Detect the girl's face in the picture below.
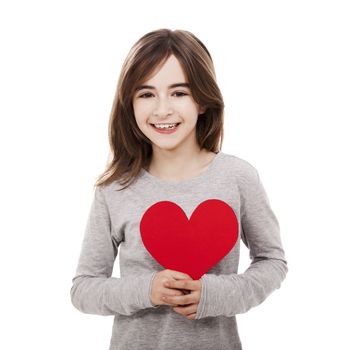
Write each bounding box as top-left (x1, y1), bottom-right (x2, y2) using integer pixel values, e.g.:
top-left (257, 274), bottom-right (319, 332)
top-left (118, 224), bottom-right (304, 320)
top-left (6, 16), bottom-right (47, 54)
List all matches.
top-left (132, 54), bottom-right (205, 154)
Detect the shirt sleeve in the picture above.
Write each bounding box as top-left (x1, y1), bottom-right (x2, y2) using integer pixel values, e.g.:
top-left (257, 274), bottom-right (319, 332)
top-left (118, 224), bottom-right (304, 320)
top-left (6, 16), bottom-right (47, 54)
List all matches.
top-left (70, 185), bottom-right (158, 316)
top-left (195, 166), bottom-right (288, 319)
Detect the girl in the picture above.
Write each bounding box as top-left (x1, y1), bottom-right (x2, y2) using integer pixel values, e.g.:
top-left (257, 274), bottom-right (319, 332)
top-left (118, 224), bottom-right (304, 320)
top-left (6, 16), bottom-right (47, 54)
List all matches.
top-left (70, 28), bottom-right (288, 350)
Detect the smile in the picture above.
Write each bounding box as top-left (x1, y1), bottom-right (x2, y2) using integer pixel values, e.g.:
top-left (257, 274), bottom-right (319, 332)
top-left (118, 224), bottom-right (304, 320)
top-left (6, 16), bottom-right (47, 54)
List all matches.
top-left (150, 123), bottom-right (181, 134)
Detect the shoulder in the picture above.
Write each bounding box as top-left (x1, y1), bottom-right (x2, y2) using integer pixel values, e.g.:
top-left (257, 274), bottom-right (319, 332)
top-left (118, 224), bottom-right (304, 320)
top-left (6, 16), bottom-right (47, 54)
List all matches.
top-left (218, 152), bottom-right (266, 204)
top-left (219, 151), bottom-right (260, 184)
top-left (94, 180), bottom-right (127, 205)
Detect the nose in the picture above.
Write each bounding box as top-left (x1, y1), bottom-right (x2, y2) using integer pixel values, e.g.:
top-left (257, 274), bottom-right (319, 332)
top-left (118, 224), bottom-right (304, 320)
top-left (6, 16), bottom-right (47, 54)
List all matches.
top-left (152, 96), bottom-right (173, 118)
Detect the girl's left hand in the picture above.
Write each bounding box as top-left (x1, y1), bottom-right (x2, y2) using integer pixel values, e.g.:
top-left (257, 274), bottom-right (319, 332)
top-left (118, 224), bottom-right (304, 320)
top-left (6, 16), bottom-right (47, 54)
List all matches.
top-left (162, 279), bottom-right (202, 320)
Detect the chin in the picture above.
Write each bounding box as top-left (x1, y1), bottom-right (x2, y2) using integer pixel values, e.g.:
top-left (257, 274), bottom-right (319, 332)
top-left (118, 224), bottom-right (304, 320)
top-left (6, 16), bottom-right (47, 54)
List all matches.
top-left (151, 143), bottom-right (182, 152)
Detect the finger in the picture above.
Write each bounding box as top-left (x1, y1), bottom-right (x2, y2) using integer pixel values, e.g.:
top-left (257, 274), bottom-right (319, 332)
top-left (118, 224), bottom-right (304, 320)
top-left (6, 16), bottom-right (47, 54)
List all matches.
top-left (186, 313), bottom-right (197, 320)
top-left (165, 279), bottom-right (200, 291)
top-left (164, 289), bottom-right (184, 297)
top-left (168, 270), bottom-right (193, 280)
top-left (162, 293), bottom-right (194, 306)
top-left (166, 290), bottom-right (201, 305)
top-left (172, 303), bottom-right (197, 316)
top-left (162, 283), bottom-right (188, 296)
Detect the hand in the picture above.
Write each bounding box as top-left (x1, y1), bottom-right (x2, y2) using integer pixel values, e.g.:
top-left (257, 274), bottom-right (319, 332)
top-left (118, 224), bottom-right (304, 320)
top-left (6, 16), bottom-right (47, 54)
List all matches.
top-left (162, 279), bottom-right (202, 320)
top-left (150, 269), bottom-right (193, 307)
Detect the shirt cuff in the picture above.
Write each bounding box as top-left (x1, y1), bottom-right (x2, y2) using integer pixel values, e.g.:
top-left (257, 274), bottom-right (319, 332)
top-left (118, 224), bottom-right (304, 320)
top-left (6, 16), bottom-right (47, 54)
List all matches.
top-left (147, 271), bottom-right (160, 308)
top-left (196, 273), bottom-right (234, 319)
top-left (195, 274), bottom-right (208, 319)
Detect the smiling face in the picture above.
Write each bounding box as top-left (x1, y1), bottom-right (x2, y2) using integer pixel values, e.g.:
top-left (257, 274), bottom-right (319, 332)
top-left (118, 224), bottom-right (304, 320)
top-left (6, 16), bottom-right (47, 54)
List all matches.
top-left (132, 54), bottom-right (205, 155)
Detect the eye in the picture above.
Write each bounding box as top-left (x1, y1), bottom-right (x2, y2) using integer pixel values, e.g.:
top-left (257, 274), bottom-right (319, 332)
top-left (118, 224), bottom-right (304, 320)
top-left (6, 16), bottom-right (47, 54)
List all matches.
top-left (173, 91), bottom-right (188, 97)
top-left (139, 92), bottom-right (153, 98)
top-left (137, 91), bottom-right (189, 98)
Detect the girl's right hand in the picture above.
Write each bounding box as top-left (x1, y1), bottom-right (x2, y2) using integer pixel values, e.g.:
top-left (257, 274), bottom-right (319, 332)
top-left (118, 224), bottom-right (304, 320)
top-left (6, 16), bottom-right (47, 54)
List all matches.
top-left (150, 269), bottom-right (193, 307)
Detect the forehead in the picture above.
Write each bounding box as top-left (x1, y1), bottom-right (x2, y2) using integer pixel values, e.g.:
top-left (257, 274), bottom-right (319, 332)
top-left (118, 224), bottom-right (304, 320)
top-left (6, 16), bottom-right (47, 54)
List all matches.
top-left (142, 54), bottom-right (187, 85)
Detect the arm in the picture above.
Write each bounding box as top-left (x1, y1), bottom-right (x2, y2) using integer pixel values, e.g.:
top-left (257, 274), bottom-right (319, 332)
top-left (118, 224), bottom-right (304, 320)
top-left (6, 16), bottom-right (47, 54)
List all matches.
top-left (70, 186), bottom-right (157, 316)
top-left (196, 166), bottom-right (288, 319)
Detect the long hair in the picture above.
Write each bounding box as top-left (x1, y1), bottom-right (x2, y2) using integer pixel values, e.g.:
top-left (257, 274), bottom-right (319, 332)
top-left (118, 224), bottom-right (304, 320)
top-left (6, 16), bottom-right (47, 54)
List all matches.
top-left (94, 28), bottom-right (225, 191)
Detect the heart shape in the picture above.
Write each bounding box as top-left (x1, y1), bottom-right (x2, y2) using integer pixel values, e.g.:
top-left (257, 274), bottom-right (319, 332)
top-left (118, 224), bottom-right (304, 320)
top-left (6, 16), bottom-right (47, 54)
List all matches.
top-left (140, 199), bottom-right (238, 280)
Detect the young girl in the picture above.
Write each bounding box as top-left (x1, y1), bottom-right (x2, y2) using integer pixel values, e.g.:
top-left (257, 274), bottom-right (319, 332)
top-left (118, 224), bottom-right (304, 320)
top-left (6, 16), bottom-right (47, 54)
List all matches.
top-left (70, 28), bottom-right (288, 350)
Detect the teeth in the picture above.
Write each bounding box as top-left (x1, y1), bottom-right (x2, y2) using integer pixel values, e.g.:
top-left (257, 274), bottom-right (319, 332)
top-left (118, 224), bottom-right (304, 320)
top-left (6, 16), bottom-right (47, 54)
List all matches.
top-left (153, 123), bottom-right (178, 129)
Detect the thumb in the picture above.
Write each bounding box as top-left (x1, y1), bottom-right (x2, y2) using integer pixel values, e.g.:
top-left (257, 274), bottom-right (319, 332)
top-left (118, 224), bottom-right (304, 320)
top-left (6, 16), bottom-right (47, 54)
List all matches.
top-left (168, 269), bottom-right (193, 280)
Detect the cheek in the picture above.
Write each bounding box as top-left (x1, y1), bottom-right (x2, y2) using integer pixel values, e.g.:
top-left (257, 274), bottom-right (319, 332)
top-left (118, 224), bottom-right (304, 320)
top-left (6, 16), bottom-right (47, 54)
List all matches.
top-left (132, 106), bottom-right (144, 127)
top-left (134, 115), bottom-right (147, 132)
top-left (133, 103), bottom-right (144, 120)
top-left (133, 101), bottom-right (153, 118)
top-left (177, 100), bottom-right (200, 114)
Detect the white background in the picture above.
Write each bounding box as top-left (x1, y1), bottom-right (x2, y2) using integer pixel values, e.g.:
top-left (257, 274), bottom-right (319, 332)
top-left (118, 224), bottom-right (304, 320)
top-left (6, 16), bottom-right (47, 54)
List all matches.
top-left (1, 0), bottom-right (349, 349)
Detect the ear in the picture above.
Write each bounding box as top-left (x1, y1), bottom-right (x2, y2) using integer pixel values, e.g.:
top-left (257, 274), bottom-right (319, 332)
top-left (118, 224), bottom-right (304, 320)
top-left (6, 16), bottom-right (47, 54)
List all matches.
top-left (199, 106), bottom-right (207, 115)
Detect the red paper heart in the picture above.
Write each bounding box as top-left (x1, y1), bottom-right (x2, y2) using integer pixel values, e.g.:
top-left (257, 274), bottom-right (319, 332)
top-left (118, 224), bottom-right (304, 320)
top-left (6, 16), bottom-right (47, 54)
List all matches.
top-left (140, 199), bottom-right (238, 280)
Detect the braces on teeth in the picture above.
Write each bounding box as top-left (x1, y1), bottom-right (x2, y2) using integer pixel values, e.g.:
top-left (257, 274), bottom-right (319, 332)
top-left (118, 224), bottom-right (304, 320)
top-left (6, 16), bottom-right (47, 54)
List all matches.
top-left (153, 123), bottom-right (178, 129)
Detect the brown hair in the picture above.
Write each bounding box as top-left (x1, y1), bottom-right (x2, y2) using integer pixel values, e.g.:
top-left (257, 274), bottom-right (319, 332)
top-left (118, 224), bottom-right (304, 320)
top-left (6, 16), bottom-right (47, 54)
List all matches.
top-left (94, 28), bottom-right (225, 191)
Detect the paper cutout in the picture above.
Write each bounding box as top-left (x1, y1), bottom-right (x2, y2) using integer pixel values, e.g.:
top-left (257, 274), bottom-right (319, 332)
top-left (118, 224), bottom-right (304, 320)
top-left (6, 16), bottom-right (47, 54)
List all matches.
top-left (140, 199), bottom-right (238, 280)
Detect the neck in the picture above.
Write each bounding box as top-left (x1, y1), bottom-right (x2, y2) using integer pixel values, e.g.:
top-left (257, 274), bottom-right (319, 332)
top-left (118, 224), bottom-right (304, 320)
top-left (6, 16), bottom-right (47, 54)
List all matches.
top-left (147, 147), bottom-right (214, 182)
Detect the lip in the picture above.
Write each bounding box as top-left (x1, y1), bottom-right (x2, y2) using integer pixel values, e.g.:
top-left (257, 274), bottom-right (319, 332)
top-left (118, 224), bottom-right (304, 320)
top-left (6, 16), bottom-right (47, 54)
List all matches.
top-left (150, 123), bottom-right (181, 134)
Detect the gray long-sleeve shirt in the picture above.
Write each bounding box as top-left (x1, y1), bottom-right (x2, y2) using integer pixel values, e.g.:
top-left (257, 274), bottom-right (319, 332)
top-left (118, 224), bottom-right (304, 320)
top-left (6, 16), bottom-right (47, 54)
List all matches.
top-left (70, 151), bottom-right (288, 350)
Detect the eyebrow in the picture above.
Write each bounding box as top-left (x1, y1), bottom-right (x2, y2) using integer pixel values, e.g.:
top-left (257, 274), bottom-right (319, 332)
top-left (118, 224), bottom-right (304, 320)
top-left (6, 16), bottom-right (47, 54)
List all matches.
top-left (135, 83), bottom-right (190, 92)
